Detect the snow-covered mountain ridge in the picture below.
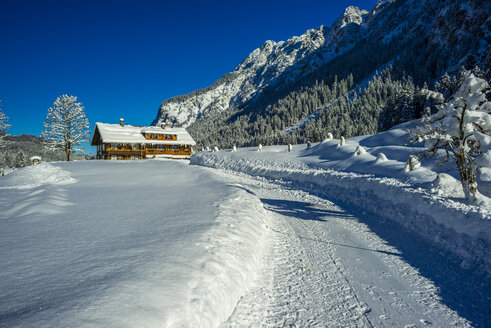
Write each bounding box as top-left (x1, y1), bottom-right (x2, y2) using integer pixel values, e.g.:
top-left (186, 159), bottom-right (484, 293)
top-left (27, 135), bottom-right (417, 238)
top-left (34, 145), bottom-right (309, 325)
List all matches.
top-left (152, 5), bottom-right (372, 127)
top-left (152, 0), bottom-right (489, 137)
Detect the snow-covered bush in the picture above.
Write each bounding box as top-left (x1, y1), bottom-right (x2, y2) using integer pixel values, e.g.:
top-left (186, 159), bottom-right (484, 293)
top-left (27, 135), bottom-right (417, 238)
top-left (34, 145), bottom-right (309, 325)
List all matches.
top-left (258, 144), bottom-right (262, 152)
top-left (410, 72), bottom-right (491, 202)
top-left (327, 133), bottom-right (333, 140)
top-left (213, 146), bottom-right (219, 152)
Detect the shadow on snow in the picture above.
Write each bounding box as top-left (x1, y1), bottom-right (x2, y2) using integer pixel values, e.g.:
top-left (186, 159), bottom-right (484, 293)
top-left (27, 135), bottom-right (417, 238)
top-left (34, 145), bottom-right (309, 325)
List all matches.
top-left (260, 198), bottom-right (402, 257)
top-left (261, 196), bottom-right (490, 328)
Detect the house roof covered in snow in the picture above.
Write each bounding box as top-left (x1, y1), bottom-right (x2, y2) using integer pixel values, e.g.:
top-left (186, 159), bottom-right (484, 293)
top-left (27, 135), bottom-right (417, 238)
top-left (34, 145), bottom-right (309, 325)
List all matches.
top-left (91, 123), bottom-right (196, 146)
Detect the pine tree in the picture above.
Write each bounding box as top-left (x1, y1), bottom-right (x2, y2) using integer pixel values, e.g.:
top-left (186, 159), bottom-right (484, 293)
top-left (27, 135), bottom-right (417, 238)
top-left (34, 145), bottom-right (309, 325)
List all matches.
top-left (4, 153), bottom-right (14, 168)
top-left (14, 150), bottom-right (28, 168)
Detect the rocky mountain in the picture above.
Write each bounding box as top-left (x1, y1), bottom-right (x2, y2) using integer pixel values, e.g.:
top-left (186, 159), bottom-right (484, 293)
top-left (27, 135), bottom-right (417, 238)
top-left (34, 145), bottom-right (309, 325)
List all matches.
top-left (152, 4), bottom-right (377, 128)
top-left (152, 0), bottom-right (490, 148)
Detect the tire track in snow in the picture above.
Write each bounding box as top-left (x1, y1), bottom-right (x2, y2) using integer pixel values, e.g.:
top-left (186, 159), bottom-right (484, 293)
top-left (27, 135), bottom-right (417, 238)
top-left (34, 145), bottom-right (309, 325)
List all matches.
top-left (212, 168), bottom-right (470, 328)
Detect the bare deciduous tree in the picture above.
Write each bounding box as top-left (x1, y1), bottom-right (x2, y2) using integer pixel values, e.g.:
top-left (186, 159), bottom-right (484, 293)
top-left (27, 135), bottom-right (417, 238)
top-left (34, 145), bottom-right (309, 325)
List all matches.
top-left (42, 95), bottom-right (90, 161)
top-left (0, 100), bottom-right (11, 134)
top-left (410, 72), bottom-right (491, 203)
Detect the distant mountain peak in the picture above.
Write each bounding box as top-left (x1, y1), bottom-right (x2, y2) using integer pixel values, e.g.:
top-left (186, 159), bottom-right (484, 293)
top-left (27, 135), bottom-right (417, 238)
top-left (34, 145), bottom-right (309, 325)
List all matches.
top-left (333, 6), bottom-right (368, 30)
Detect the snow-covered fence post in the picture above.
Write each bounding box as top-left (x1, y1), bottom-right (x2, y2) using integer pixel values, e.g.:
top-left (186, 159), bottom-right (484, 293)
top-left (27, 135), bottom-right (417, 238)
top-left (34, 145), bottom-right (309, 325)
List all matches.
top-left (232, 145), bottom-right (237, 152)
top-left (258, 144), bottom-right (262, 152)
top-left (355, 146), bottom-right (366, 156)
top-left (406, 155), bottom-right (420, 171)
top-left (339, 136), bottom-right (345, 146)
top-left (213, 146), bottom-right (219, 152)
top-left (288, 144), bottom-right (293, 152)
top-left (327, 133), bottom-right (333, 140)
top-left (307, 141), bottom-right (312, 149)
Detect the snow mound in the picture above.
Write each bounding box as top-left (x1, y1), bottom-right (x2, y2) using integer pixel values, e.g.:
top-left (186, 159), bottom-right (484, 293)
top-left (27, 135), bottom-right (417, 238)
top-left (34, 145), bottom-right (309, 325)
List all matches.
top-left (429, 173), bottom-right (464, 198)
top-left (0, 163), bottom-right (77, 189)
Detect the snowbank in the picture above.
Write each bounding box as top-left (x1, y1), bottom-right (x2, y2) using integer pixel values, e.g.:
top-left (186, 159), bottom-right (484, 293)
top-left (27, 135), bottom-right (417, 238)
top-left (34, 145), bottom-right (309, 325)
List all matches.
top-left (163, 182), bottom-right (272, 327)
top-left (0, 162), bottom-right (77, 189)
top-left (191, 128), bottom-right (491, 275)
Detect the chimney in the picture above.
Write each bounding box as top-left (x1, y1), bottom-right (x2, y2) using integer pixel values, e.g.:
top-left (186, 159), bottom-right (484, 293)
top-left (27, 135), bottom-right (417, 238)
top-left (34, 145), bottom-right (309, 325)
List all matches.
top-left (161, 122), bottom-right (165, 129)
top-left (120, 118), bottom-right (124, 127)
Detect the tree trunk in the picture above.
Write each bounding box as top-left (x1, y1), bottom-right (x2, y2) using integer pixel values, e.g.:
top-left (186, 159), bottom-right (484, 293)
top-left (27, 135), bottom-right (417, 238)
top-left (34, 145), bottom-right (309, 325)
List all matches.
top-left (456, 103), bottom-right (479, 203)
top-left (457, 155), bottom-right (478, 203)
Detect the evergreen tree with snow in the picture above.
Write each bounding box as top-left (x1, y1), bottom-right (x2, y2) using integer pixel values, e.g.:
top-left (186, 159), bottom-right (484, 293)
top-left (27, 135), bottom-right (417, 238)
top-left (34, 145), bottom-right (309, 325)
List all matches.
top-left (4, 153), bottom-right (14, 168)
top-left (411, 72), bottom-right (491, 203)
top-left (14, 150), bottom-right (28, 168)
top-left (42, 95), bottom-right (90, 161)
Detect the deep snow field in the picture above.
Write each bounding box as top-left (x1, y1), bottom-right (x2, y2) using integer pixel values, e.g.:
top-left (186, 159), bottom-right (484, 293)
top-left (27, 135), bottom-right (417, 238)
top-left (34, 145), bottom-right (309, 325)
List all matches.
top-left (0, 160), bottom-right (271, 327)
top-left (0, 124), bottom-right (490, 328)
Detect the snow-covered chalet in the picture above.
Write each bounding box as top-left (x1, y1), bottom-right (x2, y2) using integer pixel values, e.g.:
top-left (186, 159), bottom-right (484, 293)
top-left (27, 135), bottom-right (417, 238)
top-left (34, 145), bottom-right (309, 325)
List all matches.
top-left (91, 119), bottom-right (196, 160)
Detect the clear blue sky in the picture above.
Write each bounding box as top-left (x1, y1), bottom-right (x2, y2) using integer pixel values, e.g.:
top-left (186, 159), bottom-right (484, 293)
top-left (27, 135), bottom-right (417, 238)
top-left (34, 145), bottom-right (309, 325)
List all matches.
top-left (0, 0), bottom-right (378, 152)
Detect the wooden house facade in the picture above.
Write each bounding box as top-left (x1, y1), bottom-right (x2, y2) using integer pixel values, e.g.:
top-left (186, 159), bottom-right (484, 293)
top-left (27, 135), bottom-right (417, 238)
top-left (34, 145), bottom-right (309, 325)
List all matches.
top-left (91, 119), bottom-right (196, 160)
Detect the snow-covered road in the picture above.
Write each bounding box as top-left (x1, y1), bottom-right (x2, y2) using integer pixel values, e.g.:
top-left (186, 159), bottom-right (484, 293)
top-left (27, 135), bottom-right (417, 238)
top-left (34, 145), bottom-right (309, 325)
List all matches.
top-left (210, 169), bottom-right (481, 327)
